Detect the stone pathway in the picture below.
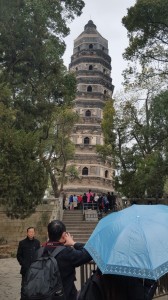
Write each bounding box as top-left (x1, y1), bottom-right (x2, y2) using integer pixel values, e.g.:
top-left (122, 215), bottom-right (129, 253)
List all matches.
top-left (0, 257), bottom-right (80, 300)
top-left (0, 258), bottom-right (21, 300)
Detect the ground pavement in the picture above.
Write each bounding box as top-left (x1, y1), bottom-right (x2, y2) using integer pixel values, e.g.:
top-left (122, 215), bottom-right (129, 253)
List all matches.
top-left (0, 258), bottom-right (80, 300)
top-left (0, 258), bottom-right (168, 300)
top-left (0, 258), bottom-right (21, 300)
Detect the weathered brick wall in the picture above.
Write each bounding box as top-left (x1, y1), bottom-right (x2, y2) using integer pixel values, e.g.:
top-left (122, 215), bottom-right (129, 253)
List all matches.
top-left (0, 198), bottom-right (64, 257)
top-left (0, 205), bottom-right (52, 245)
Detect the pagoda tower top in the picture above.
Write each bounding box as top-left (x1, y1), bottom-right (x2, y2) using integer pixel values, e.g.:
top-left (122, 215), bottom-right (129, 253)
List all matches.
top-left (74, 20), bottom-right (108, 50)
top-left (84, 20), bottom-right (97, 31)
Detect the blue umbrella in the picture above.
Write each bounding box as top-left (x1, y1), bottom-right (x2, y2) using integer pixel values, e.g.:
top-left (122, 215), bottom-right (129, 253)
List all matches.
top-left (85, 204), bottom-right (168, 280)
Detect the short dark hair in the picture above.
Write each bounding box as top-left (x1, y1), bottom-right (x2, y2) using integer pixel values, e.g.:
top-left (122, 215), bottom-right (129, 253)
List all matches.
top-left (48, 220), bottom-right (66, 241)
top-left (27, 227), bottom-right (35, 232)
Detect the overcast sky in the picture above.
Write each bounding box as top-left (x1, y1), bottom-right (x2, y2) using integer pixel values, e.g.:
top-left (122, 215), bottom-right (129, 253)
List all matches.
top-left (63, 0), bottom-right (136, 93)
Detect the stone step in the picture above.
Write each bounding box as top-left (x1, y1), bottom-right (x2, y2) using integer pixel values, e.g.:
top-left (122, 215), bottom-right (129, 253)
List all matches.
top-left (66, 224), bottom-right (97, 229)
top-left (74, 238), bottom-right (89, 243)
top-left (63, 217), bottom-right (84, 221)
top-left (65, 226), bottom-right (97, 231)
top-left (63, 210), bottom-right (83, 214)
top-left (64, 221), bottom-right (84, 225)
top-left (66, 225), bottom-right (96, 232)
top-left (62, 209), bottom-right (98, 244)
top-left (63, 220), bottom-right (93, 225)
top-left (64, 220), bottom-right (98, 224)
top-left (73, 232), bottom-right (92, 237)
top-left (67, 231), bottom-right (95, 237)
top-left (63, 212), bottom-right (83, 215)
top-left (63, 219), bottom-right (96, 223)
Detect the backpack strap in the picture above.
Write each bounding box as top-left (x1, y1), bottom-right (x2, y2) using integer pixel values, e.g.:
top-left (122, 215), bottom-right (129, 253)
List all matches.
top-left (36, 245), bottom-right (65, 260)
top-left (36, 246), bottom-right (45, 259)
top-left (50, 246), bottom-right (66, 258)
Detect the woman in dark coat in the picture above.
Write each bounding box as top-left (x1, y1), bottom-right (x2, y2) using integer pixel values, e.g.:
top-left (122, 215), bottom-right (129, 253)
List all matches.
top-left (102, 274), bottom-right (157, 300)
top-left (79, 270), bottom-right (157, 300)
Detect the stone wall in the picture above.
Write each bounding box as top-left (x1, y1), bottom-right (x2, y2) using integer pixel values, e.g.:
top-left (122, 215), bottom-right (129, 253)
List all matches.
top-left (0, 198), bottom-right (62, 245)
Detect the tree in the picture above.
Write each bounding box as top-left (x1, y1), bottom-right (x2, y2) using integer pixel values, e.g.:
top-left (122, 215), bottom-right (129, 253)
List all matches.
top-left (122, 0), bottom-right (168, 85)
top-left (0, 0), bottom-right (81, 128)
top-left (0, 0), bottom-right (84, 217)
top-left (111, 0), bottom-right (168, 197)
top-left (0, 100), bottom-right (48, 218)
top-left (39, 108), bottom-right (79, 197)
top-left (113, 89), bottom-right (168, 198)
top-left (96, 99), bottom-right (115, 161)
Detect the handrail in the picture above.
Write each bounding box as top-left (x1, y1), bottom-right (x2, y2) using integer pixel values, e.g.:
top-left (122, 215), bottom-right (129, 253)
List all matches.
top-left (155, 275), bottom-right (168, 297)
top-left (82, 202), bottom-right (98, 215)
top-left (80, 262), bottom-right (168, 298)
top-left (122, 198), bottom-right (168, 207)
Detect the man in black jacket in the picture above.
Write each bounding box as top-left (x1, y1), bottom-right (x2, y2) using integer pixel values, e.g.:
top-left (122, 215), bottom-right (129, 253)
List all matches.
top-left (45, 220), bottom-right (92, 300)
top-left (17, 227), bottom-right (40, 298)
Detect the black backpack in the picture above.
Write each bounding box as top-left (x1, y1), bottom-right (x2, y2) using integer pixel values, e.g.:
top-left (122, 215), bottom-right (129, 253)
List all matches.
top-left (22, 246), bottom-right (65, 300)
top-left (78, 270), bottom-right (105, 300)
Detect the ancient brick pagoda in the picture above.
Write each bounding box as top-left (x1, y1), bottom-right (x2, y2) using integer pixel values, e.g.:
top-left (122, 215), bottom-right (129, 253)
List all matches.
top-left (64, 20), bottom-right (115, 195)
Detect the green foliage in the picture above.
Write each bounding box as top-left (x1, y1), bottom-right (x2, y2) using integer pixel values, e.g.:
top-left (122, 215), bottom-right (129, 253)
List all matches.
top-left (116, 151), bottom-right (165, 198)
top-left (104, 88), bottom-right (168, 198)
top-left (96, 99), bottom-right (115, 162)
top-left (163, 177), bottom-right (168, 196)
top-left (39, 108), bottom-right (79, 197)
top-left (66, 165), bottom-right (79, 181)
top-left (0, 128), bottom-right (48, 218)
top-left (101, 99), bottom-right (116, 145)
top-left (122, 0), bottom-right (168, 84)
top-left (0, 0), bottom-right (84, 217)
top-left (96, 144), bottom-right (113, 161)
top-left (113, 0), bottom-right (168, 196)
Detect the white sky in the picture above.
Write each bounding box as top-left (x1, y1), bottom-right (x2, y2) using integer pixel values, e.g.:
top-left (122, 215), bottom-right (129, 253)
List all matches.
top-left (63, 0), bottom-right (136, 93)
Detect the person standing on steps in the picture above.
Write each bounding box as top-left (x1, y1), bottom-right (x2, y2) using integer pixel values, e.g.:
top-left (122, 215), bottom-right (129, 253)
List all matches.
top-left (86, 189), bottom-right (93, 209)
top-left (82, 193), bottom-right (87, 210)
top-left (17, 227), bottom-right (40, 299)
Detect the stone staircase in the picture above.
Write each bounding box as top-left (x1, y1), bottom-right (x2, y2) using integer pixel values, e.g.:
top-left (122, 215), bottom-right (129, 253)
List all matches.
top-left (62, 210), bottom-right (98, 243)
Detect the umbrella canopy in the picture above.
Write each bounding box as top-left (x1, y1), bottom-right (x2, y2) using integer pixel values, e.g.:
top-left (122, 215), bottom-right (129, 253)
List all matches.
top-left (85, 204), bottom-right (168, 280)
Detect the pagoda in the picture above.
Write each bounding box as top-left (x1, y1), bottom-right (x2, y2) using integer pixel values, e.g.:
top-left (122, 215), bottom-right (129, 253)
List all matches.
top-left (64, 20), bottom-right (114, 195)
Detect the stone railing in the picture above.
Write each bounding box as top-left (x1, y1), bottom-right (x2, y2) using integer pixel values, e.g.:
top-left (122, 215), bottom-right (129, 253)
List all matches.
top-left (122, 198), bottom-right (168, 208)
top-left (49, 197), bottom-right (64, 222)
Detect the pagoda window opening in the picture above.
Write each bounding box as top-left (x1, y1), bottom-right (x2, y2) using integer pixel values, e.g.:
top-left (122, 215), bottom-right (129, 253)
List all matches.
top-left (89, 65), bottom-right (93, 70)
top-left (87, 85), bottom-right (92, 92)
top-left (84, 137), bottom-right (90, 145)
top-left (78, 46), bottom-right (80, 51)
top-left (82, 167), bottom-right (88, 175)
top-left (104, 90), bottom-right (107, 95)
top-left (105, 170), bottom-right (108, 178)
top-left (85, 110), bottom-right (91, 117)
top-left (76, 67), bottom-right (78, 71)
top-left (89, 44), bottom-right (93, 49)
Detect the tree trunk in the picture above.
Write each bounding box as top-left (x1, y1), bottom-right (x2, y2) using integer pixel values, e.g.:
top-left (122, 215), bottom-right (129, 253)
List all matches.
top-left (49, 169), bottom-right (59, 198)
